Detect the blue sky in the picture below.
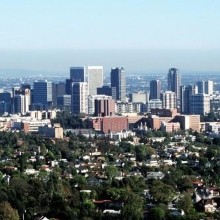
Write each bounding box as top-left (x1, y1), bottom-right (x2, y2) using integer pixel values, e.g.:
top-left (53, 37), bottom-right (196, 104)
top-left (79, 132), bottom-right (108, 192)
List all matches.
top-left (0, 0), bottom-right (220, 73)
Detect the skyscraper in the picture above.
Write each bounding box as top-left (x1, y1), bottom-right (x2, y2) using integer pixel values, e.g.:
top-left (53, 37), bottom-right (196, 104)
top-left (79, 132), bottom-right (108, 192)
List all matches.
top-left (66, 67), bottom-right (86, 95)
top-left (71, 82), bottom-right (88, 114)
top-left (190, 94), bottom-right (210, 115)
top-left (197, 80), bottom-right (214, 95)
top-left (161, 91), bottom-right (176, 109)
top-left (205, 80), bottom-right (214, 95)
top-left (111, 67), bottom-right (126, 102)
top-left (70, 67), bottom-right (85, 82)
top-left (88, 66), bottom-right (103, 95)
top-left (0, 91), bottom-right (11, 114)
top-left (197, 81), bottom-right (205, 94)
top-left (150, 80), bottom-right (161, 100)
top-left (52, 82), bottom-right (66, 106)
top-left (33, 80), bottom-right (52, 109)
top-left (180, 85), bottom-right (197, 114)
top-left (13, 89), bottom-right (31, 115)
top-left (167, 68), bottom-right (181, 101)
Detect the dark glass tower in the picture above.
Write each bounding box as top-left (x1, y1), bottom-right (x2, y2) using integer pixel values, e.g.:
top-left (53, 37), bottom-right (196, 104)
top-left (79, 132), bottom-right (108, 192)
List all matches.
top-left (167, 68), bottom-right (181, 101)
top-left (110, 67), bottom-right (126, 102)
top-left (150, 80), bottom-right (161, 100)
top-left (70, 67), bottom-right (85, 82)
top-left (33, 80), bottom-right (52, 110)
top-left (180, 85), bottom-right (197, 114)
top-left (66, 67), bottom-right (85, 95)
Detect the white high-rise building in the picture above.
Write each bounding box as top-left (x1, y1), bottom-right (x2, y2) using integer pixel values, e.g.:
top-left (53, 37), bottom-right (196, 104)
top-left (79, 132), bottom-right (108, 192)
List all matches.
top-left (88, 66), bottom-right (103, 95)
top-left (205, 80), bottom-right (214, 95)
top-left (71, 82), bottom-right (88, 114)
top-left (161, 91), bottom-right (176, 109)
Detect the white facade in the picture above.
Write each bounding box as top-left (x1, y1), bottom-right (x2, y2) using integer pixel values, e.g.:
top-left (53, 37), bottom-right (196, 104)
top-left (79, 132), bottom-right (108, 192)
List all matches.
top-left (130, 92), bottom-right (149, 104)
top-left (146, 99), bottom-right (162, 112)
top-left (116, 102), bottom-right (143, 114)
top-left (205, 80), bottom-right (214, 95)
top-left (161, 91), bottom-right (176, 109)
top-left (88, 66), bottom-right (103, 95)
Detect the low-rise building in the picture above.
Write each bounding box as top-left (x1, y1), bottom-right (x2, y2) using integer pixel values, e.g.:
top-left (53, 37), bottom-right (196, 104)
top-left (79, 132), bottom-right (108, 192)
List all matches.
top-left (161, 122), bottom-right (180, 133)
top-left (90, 116), bottom-right (128, 134)
top-left (39, 123), bottom-right (64, 139)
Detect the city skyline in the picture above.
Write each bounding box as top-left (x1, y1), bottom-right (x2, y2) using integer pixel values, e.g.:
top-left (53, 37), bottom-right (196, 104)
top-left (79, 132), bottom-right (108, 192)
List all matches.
top-left (1, 1), bottom-right (220, 73)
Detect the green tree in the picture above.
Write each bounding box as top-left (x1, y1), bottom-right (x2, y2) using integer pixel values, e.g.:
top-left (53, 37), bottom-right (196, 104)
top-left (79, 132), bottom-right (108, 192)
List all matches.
top-left (149, 204), bottom-right (166, 220)
top-left (177, 193), bottom-right (193, 215)
top-left (150, 180), bottom-right (176, 204)
top-left (105, 165), bottom-right (118, 181)
top-left (121, 191), bottom-right (144, 220)
top-left (0, 202), bottom-right (19, 220)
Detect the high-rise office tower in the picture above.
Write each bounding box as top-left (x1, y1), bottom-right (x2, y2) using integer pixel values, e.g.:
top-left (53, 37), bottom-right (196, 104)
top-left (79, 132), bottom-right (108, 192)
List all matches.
top-left (180, 85), bottom-right (198, 114)
top-left (150, 80), bottom-right (161, 100)
top-left (57, 95), bottom-right (71, 111)
top-left (205, 80), bottom-right (214, 95)
top-left (66, 67), bottom-right (86, 95)
top-left (33, 80), bottom-right (52, 110)
top-left (88, 66), bottom-right (103, 95)
top-left (111, 67), bottom-right (126, 102)
top-left (0, 91), bottom-right (11, 114)
top-left (161, 91), bottom-right (176, 109)
top-left (190, 94), bottom-right (210, 115)
top-left (52, 82), bottom-right (66, 106)
top-left (97, 86), bottom-right (112, 96)
top-left (13, 89), bottom-right (31, 115)
top-left (167, 68), bottom-right (181, 101)
top-left (71, 82), bottom-right (88, 114)
top-left (197, 80), bottom-right (214, 95)
top-left (12, 86), bottom-right (31, 114)
top-left (197, 81), bottom-right (205, 94)
top-left (70, 67), bottom-right (85, 82)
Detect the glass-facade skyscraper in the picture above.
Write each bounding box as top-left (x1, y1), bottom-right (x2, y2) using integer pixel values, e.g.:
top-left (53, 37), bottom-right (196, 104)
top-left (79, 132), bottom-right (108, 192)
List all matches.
top-left (70, 67), bottom-right (85, 82)
top-left (110, 67), bottom-right (126, 102)
top-left (33, 80), bottom-right (52, 109)
top-left (150, 80), bottom-right (161, 100)
top-left (167, 68), bottom-right (181, 101)
top-left (71, 82), bottom-right (88, 114)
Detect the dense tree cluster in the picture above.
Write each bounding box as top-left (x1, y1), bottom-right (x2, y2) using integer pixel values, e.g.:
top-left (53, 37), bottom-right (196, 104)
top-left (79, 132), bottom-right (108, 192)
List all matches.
top-left (51, 111), bottom-right (89, 129)
top-left (0, 125), bottom-right (220, 219)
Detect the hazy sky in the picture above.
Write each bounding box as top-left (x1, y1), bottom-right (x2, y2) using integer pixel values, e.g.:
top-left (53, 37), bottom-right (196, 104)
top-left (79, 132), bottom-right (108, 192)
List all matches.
top-left (0, 0), bottom-right (220, 74)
